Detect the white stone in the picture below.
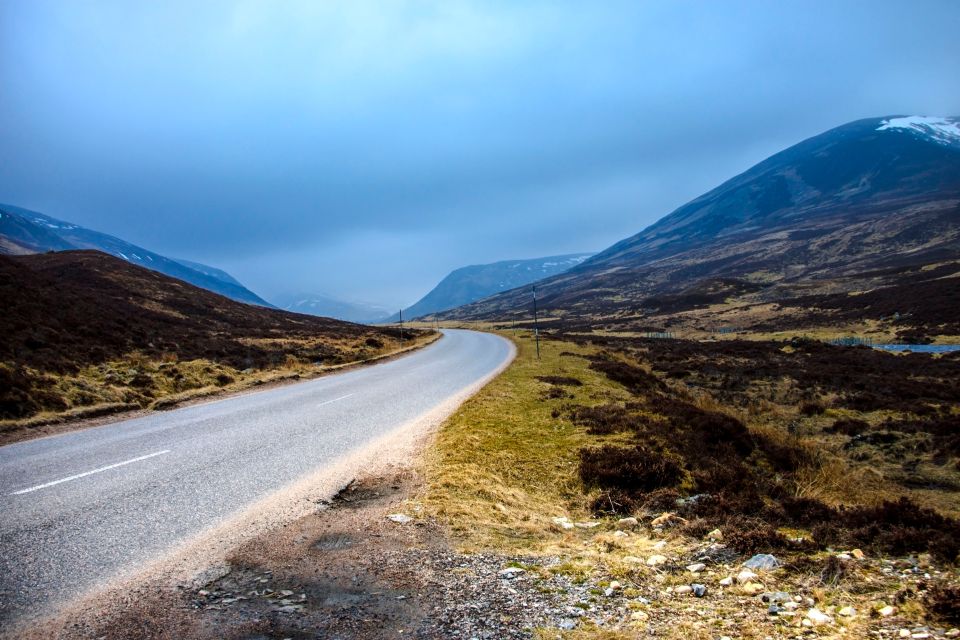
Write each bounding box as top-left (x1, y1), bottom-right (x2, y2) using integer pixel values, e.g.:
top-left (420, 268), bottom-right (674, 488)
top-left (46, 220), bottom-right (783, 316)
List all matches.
top-left (878, 605), bottom-right (897, 617)
top-left (646, 554), bottom-right (668, 566)
top-left (616, 517), bottom-right (639, 529)
top-left (718, 576), bottom-right (733, 586)
top-left (806, 607), bottom-right (833, 626)
top-left (386, 513), bottom-right (412, 524)
top-left (674, 585), bottom-right (693, 595)
top-left (652, 540), bottom-right (667, 550)
top-left (686, 563), bottom-right (706, 573)
top-left (736, 569), bottom-right (759, 584)
top-left (837, 606), bottom-right (856, 617)
top-left (707, 528), bottom-right (723, 540)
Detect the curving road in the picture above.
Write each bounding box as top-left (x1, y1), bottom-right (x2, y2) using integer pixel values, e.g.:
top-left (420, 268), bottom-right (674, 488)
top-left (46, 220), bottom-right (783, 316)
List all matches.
top-left (0, 329), bottom-right (513, 625)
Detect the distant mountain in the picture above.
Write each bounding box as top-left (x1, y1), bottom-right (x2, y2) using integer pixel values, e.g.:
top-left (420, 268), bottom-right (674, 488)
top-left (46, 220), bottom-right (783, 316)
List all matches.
top-left (273, 292), bottom-right (392, 324)
top-left (439, 115), bottom-right (960, 320)
top-left (0, 203), bottom-right (270, 307)
top-left (393, 253), bottom-right (593, 321)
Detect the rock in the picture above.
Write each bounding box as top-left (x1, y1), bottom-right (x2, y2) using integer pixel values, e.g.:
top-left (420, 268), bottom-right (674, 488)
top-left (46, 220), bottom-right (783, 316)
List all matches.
top-left (806, 607), bottom-right (833, 626)
top-left (552, 516), bottom-right (575, 530)
top-left (736, 569), bottom-right (759, 584)
top-left (276, 605), bottom-right (304, 614)
top-left (899, 630), bottom-right (912, 639)
top-left (609, 580), bottom-right (622, 590)
top-left (575, 521), bottom-right (601, 529)
top-left (768, 604), bottom-right (781, 616)
top-left (707, 528), bottom-right (723, 541)
top-left (686, 563), bottom-right (706, 573)
top-left (783, 601), bottom-right (800, 611)
top-left (760, 591), bottom-right (792, 604)
top-left (674, 585), bottom-right (693, 595)
top-left (386, 513), bottom-right (412, 524)
top-left (945, 630), bottom-right (960, 638)
top-left (838, 606), bottom-right (856, 617)
top-left (878, 605), bottom-right (897, 617)
top-left (647, 554), bottom-right (668, 566)
top-left (719, 577), bottom-right (733, 587)
top-left (630, 610), bottom-right (649, 622)
top-left (651, 512), bottom-right (687, 528)
top-left (652, 540), bottom-right (667, 550)
top-left (743, 553), bottom-right (780, 570)
top-left (912, 633), bottom-right (931, 639)
top-left (851, 549), bottom-right (865, 560)
top-left (559, 619), bottom-right (577, 630)
top-left (616, 517), bottom-right (639, 529)
top-left (613, 531), bottom-right (629, 538)
top-left (691, 584), bottom-right (707, 597)
top-left (498, 567), bottom-right (525, 579)
top-left (741, 582), bottom-right (764, 596)
top-left (623, 555), bottom-right (644, 564)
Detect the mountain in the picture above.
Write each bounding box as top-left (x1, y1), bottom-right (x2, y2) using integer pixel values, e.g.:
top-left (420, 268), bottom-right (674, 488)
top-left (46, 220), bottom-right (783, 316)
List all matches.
top-left (437, 116), bottom-right (960, 321)
top-left (273, 292), bottom-right (392, 324)
top-left (0, 203), bottom-right (271, 307)
top-left (0, 250), bottom-right (410, 421)
top-left (393, 253), bottom-right (594, 321)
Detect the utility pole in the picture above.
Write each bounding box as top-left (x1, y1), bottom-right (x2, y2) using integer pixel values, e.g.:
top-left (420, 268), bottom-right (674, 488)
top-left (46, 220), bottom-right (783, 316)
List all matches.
top-left (533, 285), bottom-right (541, 360)
top-left (399, 308), bottom-right (404, 346)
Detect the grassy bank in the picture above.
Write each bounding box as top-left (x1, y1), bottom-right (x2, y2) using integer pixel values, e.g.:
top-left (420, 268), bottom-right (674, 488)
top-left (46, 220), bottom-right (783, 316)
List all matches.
top-left (0, 330), bottom-right (438, 444)
top-left (420, 328), bottom-right (960, 638)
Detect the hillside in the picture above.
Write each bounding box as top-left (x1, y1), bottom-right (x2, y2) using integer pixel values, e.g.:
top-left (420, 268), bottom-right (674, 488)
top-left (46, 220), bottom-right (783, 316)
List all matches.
top-left (394, 253), bottom-right (592, 321)
top-left (0, 203), bottom-right (271, 306)
top-left (273, 292), bottom-right (392, 324)
top-left (436, 116), bottom-right (960, 332)
top-left (0, 251), bottom-right (417, 425)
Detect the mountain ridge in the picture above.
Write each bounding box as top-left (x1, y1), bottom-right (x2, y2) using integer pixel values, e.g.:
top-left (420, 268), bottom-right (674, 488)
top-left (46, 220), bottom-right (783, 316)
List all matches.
top-left (435, 115), bottom-right (960, 321)
top-left (0, 203), bottom-right (271, 307)
top-left (392, 253), bottom-right (593, 321)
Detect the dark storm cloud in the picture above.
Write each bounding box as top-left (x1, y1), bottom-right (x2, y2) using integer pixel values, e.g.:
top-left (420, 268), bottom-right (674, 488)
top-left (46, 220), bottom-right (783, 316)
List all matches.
top-left (2, 1), bottom-right (959, 306)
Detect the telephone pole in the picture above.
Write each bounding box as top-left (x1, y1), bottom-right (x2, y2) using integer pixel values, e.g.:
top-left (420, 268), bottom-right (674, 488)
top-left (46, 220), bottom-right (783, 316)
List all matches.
top-left (533, 285), bottom-right (541, 360)
top-left (399, 308), bottom-right (404, 345)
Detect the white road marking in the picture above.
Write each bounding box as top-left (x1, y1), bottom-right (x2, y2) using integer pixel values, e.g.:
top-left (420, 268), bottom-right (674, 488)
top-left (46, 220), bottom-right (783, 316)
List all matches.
top-left (9, 450), bottom-right (171, 495)
top-left (316, 393), bottom-right (354, 408)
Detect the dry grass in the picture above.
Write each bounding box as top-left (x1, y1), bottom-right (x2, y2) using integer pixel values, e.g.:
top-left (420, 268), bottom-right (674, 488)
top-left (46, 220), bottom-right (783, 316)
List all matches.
top-left (0, 331), bottom-right (439, 443)
top-left (421, 331), bottom-right (632, 551)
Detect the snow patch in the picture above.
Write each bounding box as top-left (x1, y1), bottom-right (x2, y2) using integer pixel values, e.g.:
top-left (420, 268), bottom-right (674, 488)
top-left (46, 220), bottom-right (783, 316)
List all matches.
top-left (877, 116), bottom-right (960, 146)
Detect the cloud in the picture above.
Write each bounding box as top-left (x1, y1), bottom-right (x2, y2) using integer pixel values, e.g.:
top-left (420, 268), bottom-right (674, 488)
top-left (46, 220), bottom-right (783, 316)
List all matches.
top-left (1, 0), bottom-right (958, 306)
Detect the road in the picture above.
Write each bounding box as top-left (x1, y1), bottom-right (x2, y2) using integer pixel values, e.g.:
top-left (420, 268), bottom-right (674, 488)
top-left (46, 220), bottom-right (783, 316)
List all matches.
top-left (0, 329), bottom-right (513, 625)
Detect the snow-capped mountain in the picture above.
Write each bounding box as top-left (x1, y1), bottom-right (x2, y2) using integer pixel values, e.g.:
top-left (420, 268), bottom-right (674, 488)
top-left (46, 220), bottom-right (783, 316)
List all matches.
top-left (876, 115), bottom-right (960, 148)
top-left (0, 203), bottom-right (271, 307)
top-left (437, 115), bottom-right (960, 320)
top-left (392, 253), bottom-right (593, 321)
top-left (273, 292), bottom-right (392, 324)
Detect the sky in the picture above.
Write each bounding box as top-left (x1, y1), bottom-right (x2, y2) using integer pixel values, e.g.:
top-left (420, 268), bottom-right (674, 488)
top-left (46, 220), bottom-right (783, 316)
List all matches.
top-left (2, 1), bottom-right (959, 308)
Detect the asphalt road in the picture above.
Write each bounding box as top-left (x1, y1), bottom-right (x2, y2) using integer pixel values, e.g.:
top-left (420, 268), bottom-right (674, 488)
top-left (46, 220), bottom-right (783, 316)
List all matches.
top-left (0, 329), bottom-right (512, 625)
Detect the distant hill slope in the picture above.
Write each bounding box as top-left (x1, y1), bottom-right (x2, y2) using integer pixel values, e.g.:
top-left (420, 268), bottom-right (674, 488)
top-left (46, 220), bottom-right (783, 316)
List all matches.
top-left (0, 203), bottom-right (271, 307)
top-left (273, 292), bottom-right (392, 324)
top-left (438, 116), bottom-right (960, 320)
top-left (0, 251), bottom-right (412, 421)
top-left (393, 253), bottom-right (593, 321)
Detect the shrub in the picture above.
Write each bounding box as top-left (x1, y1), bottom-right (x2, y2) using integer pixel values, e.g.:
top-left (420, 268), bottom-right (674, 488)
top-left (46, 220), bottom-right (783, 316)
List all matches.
top-left (579, 444), bottom-right (683, 494)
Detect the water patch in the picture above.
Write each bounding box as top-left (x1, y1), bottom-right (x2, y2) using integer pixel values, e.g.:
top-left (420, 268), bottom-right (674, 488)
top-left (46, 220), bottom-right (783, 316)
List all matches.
top-left (874, 344), bottom-right (960, 353)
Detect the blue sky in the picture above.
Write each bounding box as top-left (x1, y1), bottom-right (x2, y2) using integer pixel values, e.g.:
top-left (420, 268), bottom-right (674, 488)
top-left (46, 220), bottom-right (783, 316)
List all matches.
top-left (2, 1), bottom-right (959, 307)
